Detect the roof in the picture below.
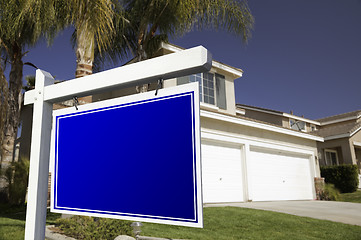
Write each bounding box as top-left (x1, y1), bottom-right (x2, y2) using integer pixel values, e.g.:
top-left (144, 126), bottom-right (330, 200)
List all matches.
top-left (317, 110), bottom-right (361, 125)
top-left (313, 121), bottom-right (361, 140)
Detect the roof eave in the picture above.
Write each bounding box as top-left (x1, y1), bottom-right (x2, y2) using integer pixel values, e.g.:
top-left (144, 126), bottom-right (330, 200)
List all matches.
top-left (201, 110), bottom-right (324, 142)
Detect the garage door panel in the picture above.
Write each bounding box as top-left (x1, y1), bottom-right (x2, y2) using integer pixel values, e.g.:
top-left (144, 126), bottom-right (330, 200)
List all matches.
top-left (250, 149), bottom-right (313, 201)
top-left (202, 141), bottom-right (243, 203)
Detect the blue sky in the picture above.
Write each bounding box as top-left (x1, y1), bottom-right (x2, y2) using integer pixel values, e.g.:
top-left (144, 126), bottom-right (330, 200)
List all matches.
top-left (20, 0), bottom-right (361, 120)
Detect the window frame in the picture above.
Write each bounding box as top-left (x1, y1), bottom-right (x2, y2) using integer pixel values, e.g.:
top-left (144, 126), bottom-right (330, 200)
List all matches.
top-left (190, 72), bottom-right (217, 106)
top-left (324, 149), bottom-right (339, 166)
top-left (179, 72), bottom-right (227, 109)
top-left (289, 119), bottom-right (306, 132)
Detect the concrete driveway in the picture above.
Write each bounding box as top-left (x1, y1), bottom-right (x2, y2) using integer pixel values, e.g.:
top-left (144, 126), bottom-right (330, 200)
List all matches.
top-left (205, 201), bottom-right (361, 226)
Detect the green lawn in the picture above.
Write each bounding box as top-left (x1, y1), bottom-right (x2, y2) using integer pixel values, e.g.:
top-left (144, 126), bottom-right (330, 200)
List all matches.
top-left (0, 204), bottom-right (61, 240)
top-left (1, 205), bottom-right (361, 240)
top-left (338, 189), bottom-right (361, 203)
top-left (142, 207), bottom-right (361, 240)
top-left (0, 216), bottom-right (25, 240)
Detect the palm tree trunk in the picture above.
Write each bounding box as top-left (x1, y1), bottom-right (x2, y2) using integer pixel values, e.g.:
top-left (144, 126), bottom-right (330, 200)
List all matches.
top-left (75, 28), bottom-right (94, 78)
top-left (135, 28), bottom-right (149, 93)
top-left (1, 45), bottom-right (23, 167)
top-left (0, 65), bottom-right (8, 159)
top-left (75, 28), bottom-right (95, 103)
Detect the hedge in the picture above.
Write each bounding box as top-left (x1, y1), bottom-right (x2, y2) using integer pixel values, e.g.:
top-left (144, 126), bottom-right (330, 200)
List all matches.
top-left (320, 164), bottom-right (359, 193)
top-left (56, 216), bottom-right (133, 240)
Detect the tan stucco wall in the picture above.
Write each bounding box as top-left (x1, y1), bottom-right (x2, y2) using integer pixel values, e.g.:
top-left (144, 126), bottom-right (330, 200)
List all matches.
top-left (317, 138), bottom-right (356, 165)
top-left (354, 148), bottom-right (361, 174)
top-left (201, 117), bottom-right (318, 149)
top-left (200, 116), bottom-right (320, 177)
top-left (351, 130), bottom-right (361, 143)
top-left (244, 110), bottom-right (284, 126)
top-left (226, 76), bottom-right (236, 115)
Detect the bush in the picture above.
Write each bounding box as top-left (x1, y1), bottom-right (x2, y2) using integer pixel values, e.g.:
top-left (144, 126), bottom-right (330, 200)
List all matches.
top-left (320, 164), bottom-right (359, 193)
top-left (0, 157), bottom-right (30, 205)
top-left (318, 183), bottom-right (340, 201)
top-left (56, 215), bottom-right (133, 240)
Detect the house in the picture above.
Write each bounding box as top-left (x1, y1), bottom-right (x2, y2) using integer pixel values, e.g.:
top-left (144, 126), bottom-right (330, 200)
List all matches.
top-left (92, 43), bottom-right (324, 203)
top-left (314, 111), bottom-right (361, 173)
top-left (15, 43), bottom-right (326, 203)
top-left (236, 103), bottom-right (361, 188)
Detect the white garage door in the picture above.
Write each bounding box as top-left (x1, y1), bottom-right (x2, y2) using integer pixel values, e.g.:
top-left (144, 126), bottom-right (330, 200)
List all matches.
top-left (249, 148), bottom-right (313, 201)
top-left (201, 140), bottom-right (244, 203)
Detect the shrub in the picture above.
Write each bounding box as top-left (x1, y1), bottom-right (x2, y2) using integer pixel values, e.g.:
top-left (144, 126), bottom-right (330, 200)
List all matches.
top-left (56, 215), bottom-right (133, 240)
top-left (0, 157), bottom-right (30, 205)
top-left (318, 183), bottom-right (340, 201)
top-left (320, 164), bottom-right (359, 193)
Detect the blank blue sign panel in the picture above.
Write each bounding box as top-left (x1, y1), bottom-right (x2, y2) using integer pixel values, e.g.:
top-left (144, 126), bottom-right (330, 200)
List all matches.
top-left (50, 83), bottom-right (203, 227)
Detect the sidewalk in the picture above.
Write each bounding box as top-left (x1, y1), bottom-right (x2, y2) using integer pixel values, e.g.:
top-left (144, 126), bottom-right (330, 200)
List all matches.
top-left (205, 200), bottom-right (361, 226)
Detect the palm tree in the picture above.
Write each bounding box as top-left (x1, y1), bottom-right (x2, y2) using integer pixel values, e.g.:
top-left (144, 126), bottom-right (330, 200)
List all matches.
top-left (117, 0), bottom-right (254, 92)
top-left (122, 0), bottom-right (254, 61)
top-left (0, 0), bottom-right (56, 166)
top-left (22, 0), bottom-right (122, 78)
top-left (67, 1), bottom-right (117, 78)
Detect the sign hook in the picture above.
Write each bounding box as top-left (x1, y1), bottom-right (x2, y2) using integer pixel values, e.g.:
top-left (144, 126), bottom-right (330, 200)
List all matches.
top-left (155, 78), bottom-right (164, 96)
top-left (73, 96), bottom-right (79, 110)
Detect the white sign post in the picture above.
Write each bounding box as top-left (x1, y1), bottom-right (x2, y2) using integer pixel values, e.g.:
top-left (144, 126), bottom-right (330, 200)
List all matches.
top-left (24, 46), bottom-right (211, 240)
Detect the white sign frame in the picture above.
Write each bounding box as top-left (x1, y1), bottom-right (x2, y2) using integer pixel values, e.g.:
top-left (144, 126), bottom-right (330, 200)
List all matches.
top-left (24, 46), bottom-right (211, 239)
top-left (50, 83), bottom-right (203, 227)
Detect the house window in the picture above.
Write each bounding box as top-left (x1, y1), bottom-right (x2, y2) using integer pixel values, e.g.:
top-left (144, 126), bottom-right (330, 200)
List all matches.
top-left (290, 119), bottom-right (306, 131)
top-left (310, 124), bottom-right (317, 131)
top-left (325, 149), bottom-right (338, 165)
top-left (177, 72), bottom-right (227, 109)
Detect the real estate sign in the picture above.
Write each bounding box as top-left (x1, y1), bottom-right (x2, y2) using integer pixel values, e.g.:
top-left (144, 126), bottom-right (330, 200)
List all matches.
top-left (50, 83), bottom-right (203, 227)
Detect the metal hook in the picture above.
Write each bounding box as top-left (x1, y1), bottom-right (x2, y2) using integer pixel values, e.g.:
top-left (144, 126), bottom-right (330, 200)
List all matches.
top-left (155, 78), bottom-right (163, 96)
top-left (73, 96), bottom-right (79, 110)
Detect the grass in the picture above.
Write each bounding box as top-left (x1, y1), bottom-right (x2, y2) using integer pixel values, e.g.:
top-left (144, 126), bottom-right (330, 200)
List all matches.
top-left (1, 205), bottom-right (361, 240)
top-left (0, 204), bottom-right (61, 240)
top-left (338, 189), bottom-right (361, 203)
top-left (141, 207), bottom-right (361, 240)
top-left (0, 217), bottom-right (25, 240)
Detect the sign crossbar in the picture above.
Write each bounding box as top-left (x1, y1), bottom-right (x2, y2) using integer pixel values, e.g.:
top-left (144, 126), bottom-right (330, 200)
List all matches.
top-left (24, 46), bottom-right (211, 105)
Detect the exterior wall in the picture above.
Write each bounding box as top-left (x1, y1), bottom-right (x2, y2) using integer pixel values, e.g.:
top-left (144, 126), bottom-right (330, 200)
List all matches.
top-left (223, 75), bottom-right (236, 115)
top-left (354, 148), bottom-right (361, 174)
top-left (317, 138), bottom-right (354, 165)
top-left (163, 78), bottom-right (177, 88)
top-left (243, 109), bottom-right (284, 126)
top-left (282, 118), bottom-right (289, 128)
top-left (351, 131), bottom-right (361, 172)
top-left (201, 115), bottom-right (320, 178)
top-left (306, 123), bottom-right (315, 132)
top-left (202, 116), bottom-right (318, 150)
top-left (351, 130), bottom-right (361, 143)
top-left (317, 131), bottom-right (361, 167)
